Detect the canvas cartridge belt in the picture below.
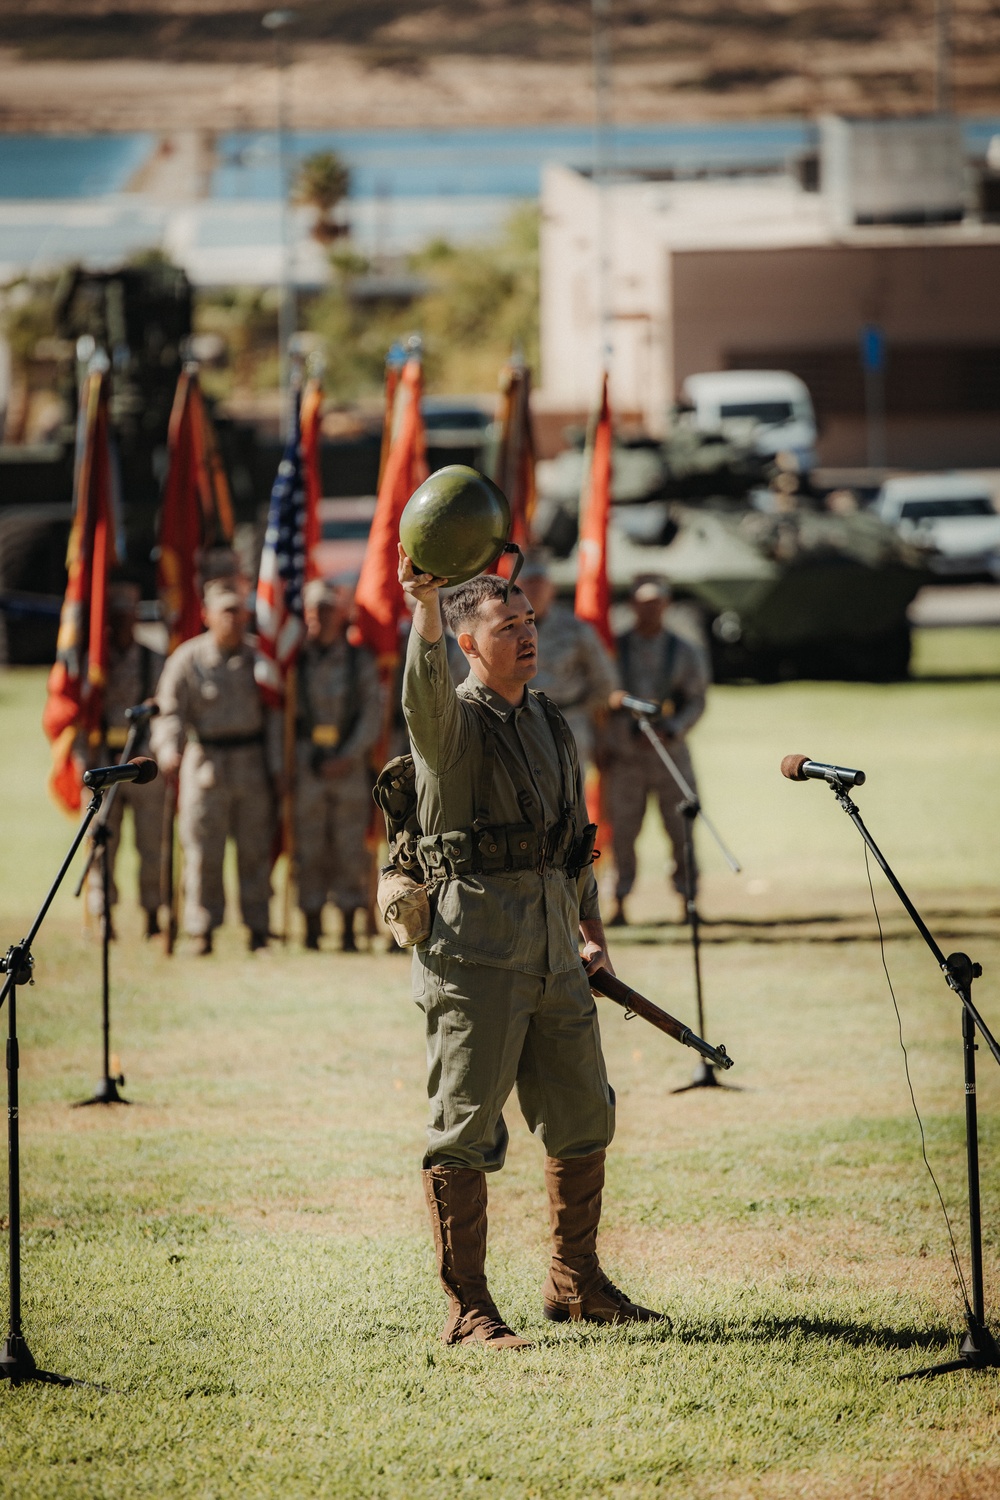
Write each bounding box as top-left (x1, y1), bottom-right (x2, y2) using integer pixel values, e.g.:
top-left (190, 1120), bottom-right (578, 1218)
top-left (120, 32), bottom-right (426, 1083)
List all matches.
top-left (416, 819), bottom-right (596, 879)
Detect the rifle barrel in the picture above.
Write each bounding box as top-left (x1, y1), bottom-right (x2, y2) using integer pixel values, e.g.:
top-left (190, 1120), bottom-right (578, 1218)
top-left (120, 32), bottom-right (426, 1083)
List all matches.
top-left (589, 969), bottom-right (734, 1071)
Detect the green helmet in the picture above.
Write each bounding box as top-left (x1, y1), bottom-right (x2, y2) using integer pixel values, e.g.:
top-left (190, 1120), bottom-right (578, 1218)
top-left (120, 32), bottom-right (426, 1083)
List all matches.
top-left (399, 465), bottom-right (513, 585)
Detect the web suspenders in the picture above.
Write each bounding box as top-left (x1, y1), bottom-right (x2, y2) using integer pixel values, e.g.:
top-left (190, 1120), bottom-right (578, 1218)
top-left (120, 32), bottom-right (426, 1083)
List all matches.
top-left (467, 693), bottom-right (576, 837)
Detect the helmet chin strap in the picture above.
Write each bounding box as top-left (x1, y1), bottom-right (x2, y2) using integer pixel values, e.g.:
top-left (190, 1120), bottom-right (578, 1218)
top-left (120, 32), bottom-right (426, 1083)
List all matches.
top-left (500, 542), bottom-right (524, 601)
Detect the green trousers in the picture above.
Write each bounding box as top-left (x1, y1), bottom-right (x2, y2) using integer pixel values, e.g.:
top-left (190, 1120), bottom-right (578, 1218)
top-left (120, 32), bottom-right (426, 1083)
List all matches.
top-left (414, 952), bottom-right (616, 1172)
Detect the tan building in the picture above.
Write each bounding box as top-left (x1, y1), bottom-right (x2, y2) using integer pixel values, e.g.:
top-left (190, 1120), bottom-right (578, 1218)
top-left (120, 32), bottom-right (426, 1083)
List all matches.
top-left (539, 148), bottom-right (1000, 468)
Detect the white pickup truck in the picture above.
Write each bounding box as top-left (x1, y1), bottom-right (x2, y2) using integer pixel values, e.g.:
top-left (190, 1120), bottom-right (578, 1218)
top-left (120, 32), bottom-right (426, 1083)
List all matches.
top-left (873, 474), bottom-right (1000, 579)
top-left (678, 370), bottom-right (818, 472)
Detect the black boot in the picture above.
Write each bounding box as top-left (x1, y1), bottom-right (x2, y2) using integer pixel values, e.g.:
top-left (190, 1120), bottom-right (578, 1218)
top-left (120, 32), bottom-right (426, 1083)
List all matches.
top-left (304, 912), bottom-right (322, 951)
top-left (145, 908), bottom-right (161, 939)
top-left (340, 908), bottom-right (358, 953)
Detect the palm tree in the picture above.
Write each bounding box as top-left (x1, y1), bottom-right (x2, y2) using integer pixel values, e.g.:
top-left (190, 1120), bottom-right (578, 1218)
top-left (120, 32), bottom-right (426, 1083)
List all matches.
top-left (293, 152), bottom-right (350, 244)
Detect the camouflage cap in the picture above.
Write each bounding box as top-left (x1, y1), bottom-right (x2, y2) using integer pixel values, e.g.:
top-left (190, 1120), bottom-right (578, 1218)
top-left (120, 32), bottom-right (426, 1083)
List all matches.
top-left (631, 576), bottom-right (671, 603)
top-left (203, 578), bottom-right (244, 611)
top-left (303, 578), bottom-right (338, 609)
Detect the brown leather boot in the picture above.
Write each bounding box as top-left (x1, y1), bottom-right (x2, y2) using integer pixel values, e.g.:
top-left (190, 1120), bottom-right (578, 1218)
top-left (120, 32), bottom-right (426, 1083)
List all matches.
top-left (542, 1151), bottom-right (666, 1326)
top-left (422, 1166), bottom-right (532, 1349)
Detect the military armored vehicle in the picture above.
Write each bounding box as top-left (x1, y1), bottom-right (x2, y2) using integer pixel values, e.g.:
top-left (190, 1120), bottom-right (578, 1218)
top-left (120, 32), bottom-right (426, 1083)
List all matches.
top-left (547, 498), bottom-right (927, 683)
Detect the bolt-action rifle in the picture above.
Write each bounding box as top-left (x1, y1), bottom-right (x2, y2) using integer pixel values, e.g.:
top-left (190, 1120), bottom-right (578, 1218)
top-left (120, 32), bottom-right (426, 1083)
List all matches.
top-left (589, 969), bottom-right (733, 1072)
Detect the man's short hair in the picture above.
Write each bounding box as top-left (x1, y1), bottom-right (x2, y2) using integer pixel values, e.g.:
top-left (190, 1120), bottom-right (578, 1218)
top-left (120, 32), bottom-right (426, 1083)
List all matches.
top-left (441, 575), bottom-right (526, 636)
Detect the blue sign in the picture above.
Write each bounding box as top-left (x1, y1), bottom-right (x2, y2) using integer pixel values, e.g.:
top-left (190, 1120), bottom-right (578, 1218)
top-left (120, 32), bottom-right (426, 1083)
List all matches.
top-left (860, 324), bottom-right (886, 375)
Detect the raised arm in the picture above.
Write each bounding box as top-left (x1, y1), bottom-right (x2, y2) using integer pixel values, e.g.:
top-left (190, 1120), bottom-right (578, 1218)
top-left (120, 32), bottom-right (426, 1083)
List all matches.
top-left (398, 545), bottom-right (468, 774)
top-left (398, 544), bottom-right (447, 644)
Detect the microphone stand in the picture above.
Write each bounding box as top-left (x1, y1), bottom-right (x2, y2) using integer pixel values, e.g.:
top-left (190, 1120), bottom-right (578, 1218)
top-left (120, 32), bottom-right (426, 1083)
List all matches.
top-left (822, 774), bottom-right (1000, 1380)
top-left (72, 717), bottom-right (146, 1107)
top-left (629, 709), bottom-right (743, 1093)
top-left (1, 788), bottom-right (107, 1386)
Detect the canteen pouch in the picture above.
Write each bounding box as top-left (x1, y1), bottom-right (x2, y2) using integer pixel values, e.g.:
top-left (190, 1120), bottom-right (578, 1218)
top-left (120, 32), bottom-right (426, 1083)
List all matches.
top-left (377, 866), bottom-right (431, 949)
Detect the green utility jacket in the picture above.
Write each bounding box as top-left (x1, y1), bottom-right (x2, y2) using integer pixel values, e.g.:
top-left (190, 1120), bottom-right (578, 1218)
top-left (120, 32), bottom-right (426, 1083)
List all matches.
top-left (402, 630), bottom-right (601, 976)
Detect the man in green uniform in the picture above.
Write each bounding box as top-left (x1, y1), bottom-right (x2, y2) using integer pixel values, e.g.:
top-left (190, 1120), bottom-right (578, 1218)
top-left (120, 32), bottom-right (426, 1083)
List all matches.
top-left (398, 546), bottom-right (663, 1349)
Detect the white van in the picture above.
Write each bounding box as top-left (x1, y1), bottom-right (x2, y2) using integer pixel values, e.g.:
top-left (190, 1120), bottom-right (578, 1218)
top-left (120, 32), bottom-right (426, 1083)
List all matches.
top-left (679, 370), bottom-right (818, 471)
top-left (873, 473), bottom-right (1000, 579)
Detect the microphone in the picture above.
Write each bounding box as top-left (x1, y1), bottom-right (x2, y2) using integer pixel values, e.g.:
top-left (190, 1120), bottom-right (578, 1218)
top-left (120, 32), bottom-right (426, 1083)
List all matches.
top-left (781, 754), bottom-right (866, 789)
top-left (83, 757), bottom-right (159, 790)
top-left (124, 701), bottom-right (160, 723)
top-left (620, 694), bottom-right (662, 717)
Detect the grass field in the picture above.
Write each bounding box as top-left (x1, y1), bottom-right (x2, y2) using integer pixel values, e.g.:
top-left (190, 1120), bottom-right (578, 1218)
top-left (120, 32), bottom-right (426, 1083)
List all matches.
top-left (1, 639), bottom-right (999, 1499)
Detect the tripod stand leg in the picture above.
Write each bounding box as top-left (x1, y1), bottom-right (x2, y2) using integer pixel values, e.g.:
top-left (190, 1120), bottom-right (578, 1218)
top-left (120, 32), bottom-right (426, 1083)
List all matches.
top-left (898, 987), bottom-right (999, 1379)
top-left (73, 839), bottom-right (129, 1108)
top-left (0, 978), bottom-right (76, 1388)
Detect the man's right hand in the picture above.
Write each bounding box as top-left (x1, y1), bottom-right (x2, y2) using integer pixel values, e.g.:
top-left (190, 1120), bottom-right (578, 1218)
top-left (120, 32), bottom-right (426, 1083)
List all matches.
top-left (398, 544), bottom-right (449, 643)
top-left (158, 749), bottom-right (181, 777)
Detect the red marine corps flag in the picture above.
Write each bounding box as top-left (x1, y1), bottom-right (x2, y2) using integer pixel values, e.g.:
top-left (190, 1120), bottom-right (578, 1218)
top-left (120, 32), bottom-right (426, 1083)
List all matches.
top-left (493, 354), bottom-right (537, 571)
top-left (157, 365), bottom-right (235, 654)
top-left (300, 372), bottom-right (323, 581)
top-left (354, 345), bottom-right (428, 669)
top-left (574, 371), bottom-right (614, 651)
top-left (574, 371), bottom-right (616, 851)
top-left (42, 362), bottom-right (120, 814)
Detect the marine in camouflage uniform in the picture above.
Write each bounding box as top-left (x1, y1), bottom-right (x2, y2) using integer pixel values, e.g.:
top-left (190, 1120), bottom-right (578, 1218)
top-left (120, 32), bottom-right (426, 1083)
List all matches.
top-left (151, 579), bottom-right (274, 954)
top-left (399, 552), bottom-right (662, 1350)
top-left (270, 578), bottom-right (384, 952)
top-left (519, 554), bottom-right (618, 768)
top-left (84, 580), bottom-right (167, 937)
top-left (605, 578), bottom-right (708, 924)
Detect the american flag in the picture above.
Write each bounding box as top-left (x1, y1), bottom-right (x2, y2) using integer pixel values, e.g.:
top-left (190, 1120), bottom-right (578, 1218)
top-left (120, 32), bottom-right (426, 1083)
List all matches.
top-left (254, 401), bottom-right (308, 707)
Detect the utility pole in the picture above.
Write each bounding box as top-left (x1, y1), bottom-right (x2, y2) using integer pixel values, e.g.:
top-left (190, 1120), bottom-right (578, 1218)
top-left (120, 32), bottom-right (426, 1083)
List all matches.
top-left (263, 8), bottom-right (297, 439)
top-left (591, 0), bottom-right (613, 372)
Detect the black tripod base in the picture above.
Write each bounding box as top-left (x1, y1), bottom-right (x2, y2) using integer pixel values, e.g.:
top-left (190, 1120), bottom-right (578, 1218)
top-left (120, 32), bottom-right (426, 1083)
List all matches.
top-left (672, 1058), bottom-right (742, 1094)
top-left (72, 1074), bottom-right (129, 1108)
top-left (899, 1318), bottom-right (1000, 1381)
top-left (0, 1336), bottom-right (76, 1388)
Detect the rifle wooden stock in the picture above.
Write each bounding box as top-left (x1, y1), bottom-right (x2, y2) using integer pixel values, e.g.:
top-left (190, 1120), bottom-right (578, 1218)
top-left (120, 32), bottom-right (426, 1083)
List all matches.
top-left (589, 969), bottom-right (734, 1070)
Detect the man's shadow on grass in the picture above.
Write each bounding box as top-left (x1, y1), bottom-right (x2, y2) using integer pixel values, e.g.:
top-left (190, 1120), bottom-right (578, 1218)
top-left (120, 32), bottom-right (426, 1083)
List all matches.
top-left (552, 1314), bottom-right (953, 1354)
top-left (678, 1313), bottom-right (953, 1353)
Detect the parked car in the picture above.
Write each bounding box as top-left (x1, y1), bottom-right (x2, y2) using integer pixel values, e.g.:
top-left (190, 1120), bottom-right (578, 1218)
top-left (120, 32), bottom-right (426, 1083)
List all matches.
top-left (678, 370), bottom-right (818, 472)
top-left (873, 473), bottom-right (1000, 580)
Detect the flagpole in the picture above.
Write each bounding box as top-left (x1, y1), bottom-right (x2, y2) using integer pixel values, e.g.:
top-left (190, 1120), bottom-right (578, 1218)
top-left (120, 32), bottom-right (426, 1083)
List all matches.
top-left (592, 0), bottom-right (614, 375)
top-left (281, 665), bottom-right (297, 944)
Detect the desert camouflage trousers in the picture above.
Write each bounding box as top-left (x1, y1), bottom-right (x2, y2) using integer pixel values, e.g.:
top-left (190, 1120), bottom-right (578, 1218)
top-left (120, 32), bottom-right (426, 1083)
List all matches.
top-left (178, 742), bottom-right (274, 936)
top-left (606, 738), bottom-right (698, 899)
top-left (86, 775), bottom-right (167, 917)
top-left (294, 753), bottom-right (374, 913)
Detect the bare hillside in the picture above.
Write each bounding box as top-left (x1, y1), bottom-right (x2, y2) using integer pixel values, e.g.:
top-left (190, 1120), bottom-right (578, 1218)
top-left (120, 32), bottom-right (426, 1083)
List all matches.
top-left (0, 2), bottom-right (995, 131)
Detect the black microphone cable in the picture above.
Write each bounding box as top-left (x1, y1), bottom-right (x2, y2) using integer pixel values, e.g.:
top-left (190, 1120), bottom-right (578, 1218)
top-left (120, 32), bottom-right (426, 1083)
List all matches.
top-left (863, 842), bottom-right (973, 1323)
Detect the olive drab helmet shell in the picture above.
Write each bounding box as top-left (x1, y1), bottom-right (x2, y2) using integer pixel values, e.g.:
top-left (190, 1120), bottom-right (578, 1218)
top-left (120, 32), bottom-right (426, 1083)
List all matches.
top-left (399, 465), bottom-right (512, 585)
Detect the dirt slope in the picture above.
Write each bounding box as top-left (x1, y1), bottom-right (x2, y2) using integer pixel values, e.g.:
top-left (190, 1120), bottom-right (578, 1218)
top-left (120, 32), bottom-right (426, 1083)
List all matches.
top-left (0, 2), bottom-right (995, 131)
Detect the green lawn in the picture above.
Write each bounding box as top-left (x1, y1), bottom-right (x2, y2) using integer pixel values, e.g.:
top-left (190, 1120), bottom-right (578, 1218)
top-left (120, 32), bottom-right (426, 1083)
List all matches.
top-left (0, 646), bottom-right (998, 1499)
